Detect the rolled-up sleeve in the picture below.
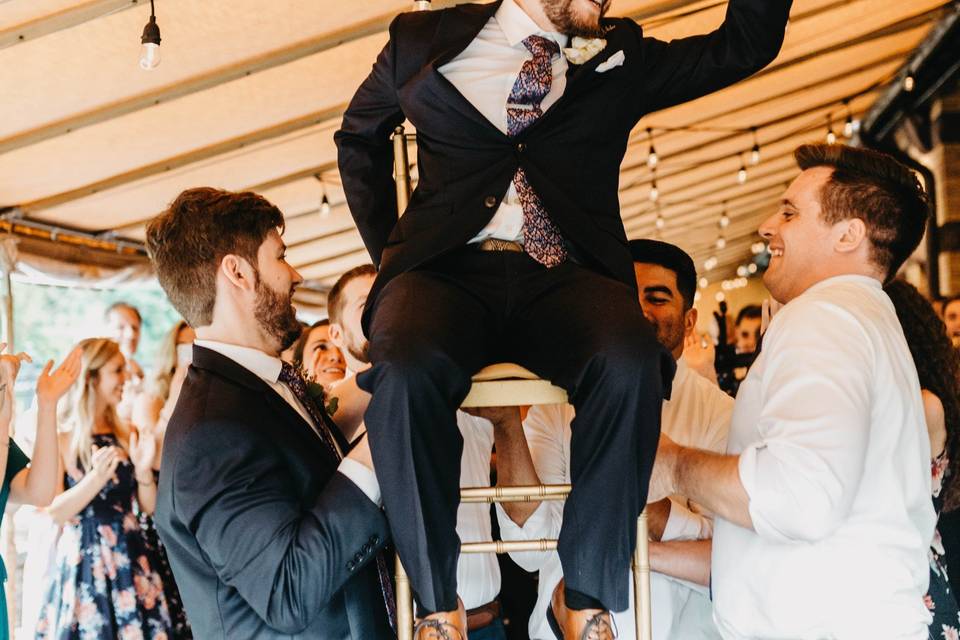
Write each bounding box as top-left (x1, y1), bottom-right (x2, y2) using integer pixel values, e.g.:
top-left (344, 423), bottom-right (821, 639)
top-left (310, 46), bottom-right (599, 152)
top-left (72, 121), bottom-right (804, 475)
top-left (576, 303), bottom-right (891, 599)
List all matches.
top-left (739, 300), bottom-right (874, 543)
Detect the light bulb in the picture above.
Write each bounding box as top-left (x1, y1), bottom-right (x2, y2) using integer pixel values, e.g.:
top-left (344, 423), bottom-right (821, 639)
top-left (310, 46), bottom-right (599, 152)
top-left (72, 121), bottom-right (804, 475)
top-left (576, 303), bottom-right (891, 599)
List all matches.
top-left (737, 265), bottom-right (748, 277)
top-left (715, 291), bottom-right (726, 303)
top-left (413, 0), bottom-right (431, 9)
top-left (320, 194), bottom-right (331, 217)
top-left (716, 237), bottom-right (726, 250)
top-left (139, 42), bottom-right (161, 70)
top-left (655, 215), bottom-right (665, 230)
top-left (719, 214), bottom-right (730, 229)
top-left (737, 166), bottom-right (747, 185)
top-left (747, 263), bottom-right (758, 274)
top-left (139, 11), bottom-right (161, 71)
top-left (751, 144), bottom-right (761, 166)
top-left (649, 183), bottom-right (659, 202)
top-left (844, 115), bottom-right (854, 138)
top-left (699, 277), bottom-right (708, 289)
top-left (647, 147), bottom-right (658, 168)
top-left (903, 75), bottom-right (915, 92)
top-left (826, 130), bottom-right (837, 145)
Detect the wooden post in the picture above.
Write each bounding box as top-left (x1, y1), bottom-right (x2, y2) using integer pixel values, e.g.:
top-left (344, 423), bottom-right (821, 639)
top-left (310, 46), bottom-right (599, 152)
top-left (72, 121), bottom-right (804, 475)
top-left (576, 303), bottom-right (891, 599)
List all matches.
top-left (0, 236), bottom-right (17, 639)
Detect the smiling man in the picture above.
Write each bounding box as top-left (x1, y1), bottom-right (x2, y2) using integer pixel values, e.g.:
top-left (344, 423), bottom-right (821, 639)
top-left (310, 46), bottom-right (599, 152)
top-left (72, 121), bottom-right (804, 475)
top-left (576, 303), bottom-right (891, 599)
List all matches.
top-left (335, 0), bottom-right (792, 636)
top-left (650, 144), bottom-right (936, 639)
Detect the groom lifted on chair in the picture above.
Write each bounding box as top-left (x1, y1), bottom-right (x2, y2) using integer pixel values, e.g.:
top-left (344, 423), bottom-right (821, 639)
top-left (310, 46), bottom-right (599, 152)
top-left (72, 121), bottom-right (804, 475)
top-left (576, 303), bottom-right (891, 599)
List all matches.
top-left (336, 0), bottom-right (791, 637)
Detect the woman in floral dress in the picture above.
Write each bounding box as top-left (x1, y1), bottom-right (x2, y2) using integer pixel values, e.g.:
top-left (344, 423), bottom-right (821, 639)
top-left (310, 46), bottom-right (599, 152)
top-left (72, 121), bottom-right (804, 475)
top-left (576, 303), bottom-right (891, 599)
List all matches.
top-left (35, 338), bottom-right (186, 639)
top-left (886, 280), bottom-right (960, 639)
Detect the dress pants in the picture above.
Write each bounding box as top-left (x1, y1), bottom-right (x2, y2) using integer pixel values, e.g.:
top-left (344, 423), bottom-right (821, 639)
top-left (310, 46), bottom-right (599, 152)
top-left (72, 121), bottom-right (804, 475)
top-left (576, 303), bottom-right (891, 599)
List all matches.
top-left (357, 247), bottom-right (673, 615)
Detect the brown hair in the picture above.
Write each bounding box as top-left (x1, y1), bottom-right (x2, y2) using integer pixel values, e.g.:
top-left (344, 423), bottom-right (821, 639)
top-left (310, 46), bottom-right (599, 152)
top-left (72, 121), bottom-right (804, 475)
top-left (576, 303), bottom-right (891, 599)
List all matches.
top-left (146, 188), bottom-right (284, 326)
top-left (794, 144), bottom-right (930, 281)
top-left (327, 264), bottom-right (377, 326)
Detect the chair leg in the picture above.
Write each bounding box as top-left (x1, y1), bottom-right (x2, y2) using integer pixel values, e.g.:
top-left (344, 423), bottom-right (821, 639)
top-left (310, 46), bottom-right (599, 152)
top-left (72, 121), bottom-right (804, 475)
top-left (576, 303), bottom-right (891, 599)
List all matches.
top-left (396, 555), bottom-right (414, 640)
top-left (633, 509), bottom-right (653, 640)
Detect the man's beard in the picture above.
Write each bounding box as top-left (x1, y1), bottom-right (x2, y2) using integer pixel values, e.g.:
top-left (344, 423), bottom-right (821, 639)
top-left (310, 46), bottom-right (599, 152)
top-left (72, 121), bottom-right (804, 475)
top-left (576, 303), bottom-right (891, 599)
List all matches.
top-left (650, 318), bottom-right (685, 356)
top-left (254, 279), bottom-right (302, 352)
top-left (543, 0), bottom-right (607, 37)
top-left (343, 325), bottom-right (370, 364)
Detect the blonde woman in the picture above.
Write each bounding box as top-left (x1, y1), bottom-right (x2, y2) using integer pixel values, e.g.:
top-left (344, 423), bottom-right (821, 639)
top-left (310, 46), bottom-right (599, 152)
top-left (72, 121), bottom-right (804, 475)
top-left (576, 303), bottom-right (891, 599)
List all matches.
top-left (35, 338), bottom-right (187, 639)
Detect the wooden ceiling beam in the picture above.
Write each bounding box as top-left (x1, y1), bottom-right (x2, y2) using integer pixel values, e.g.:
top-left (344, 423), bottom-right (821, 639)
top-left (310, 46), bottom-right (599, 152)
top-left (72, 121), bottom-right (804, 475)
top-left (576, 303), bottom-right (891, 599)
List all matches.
top-left (0, 0), bottom-right (138, 50)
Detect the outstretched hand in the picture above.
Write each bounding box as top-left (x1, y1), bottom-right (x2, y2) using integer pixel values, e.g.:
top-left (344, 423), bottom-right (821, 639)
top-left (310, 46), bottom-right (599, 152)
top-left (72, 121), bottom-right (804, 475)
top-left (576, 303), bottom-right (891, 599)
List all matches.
top-left (0, 342), bottom-right (32, 386)
top-left (36, 347), bottom-right (82, 405)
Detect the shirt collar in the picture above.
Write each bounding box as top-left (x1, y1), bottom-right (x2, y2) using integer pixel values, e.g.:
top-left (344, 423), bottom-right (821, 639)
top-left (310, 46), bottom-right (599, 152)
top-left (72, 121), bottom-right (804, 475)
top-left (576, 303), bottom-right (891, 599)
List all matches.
top-left (802, 274), bottom-right (882, 296)
top-left (194, 339), bottom-right (283, 385)
top-left (496, 0), bottom-right (568, 49)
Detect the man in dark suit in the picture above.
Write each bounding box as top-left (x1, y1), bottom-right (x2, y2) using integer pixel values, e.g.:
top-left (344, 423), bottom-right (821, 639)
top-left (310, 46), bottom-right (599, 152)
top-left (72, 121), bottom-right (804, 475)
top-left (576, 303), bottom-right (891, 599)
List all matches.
top-left (336, 0), bottom-right (791, 636)
top-left (147, 187), bottom-right (395, 640)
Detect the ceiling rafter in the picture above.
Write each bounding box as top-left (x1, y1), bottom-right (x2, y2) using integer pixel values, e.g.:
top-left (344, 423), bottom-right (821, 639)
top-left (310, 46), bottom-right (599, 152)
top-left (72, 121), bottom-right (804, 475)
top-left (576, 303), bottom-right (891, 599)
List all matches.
top-left (0, 0), bottom-right (138, 49)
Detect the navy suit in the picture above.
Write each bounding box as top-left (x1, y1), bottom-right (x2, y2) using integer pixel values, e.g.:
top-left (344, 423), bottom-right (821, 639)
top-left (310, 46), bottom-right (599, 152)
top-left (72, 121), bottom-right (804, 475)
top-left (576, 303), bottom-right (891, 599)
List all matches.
top-left (154, 346), bottom-right (393, 639)
top-left (335, 0), bottom-right (791, 616)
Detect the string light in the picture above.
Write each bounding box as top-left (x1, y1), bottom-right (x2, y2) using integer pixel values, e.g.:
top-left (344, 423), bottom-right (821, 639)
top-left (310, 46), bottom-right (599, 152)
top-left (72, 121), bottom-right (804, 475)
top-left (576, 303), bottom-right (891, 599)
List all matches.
top-left (826, 114), bottom-right (837, 145)
top-left (842, 99), bottom-right (857, 138)
top-left (138, 0), bottom-right (161, 71)
top-left (750, 127), bottom-right (761, 166)
top-left (649, 170), bottom-right (659, 203)
top-left (747, 263), bottom-right (758, 274)
top-left (699, 277), bottom-right (708, 289)
top-left (655, 213), bottom-right (666, 230)
top-left (716, 235), bottom-right (726, 250)
top-left (704, 256), bottom-right (718, 271)
top-left (737, 265), bottom-right (748, 277)
top-left (903, 75), bottom-right (915, 92)
top-left (737, 155), bottom-right (748, 185)
top-left (646, 128), bottom-right (658, 168)
top-left (316, 175), bottom-right (331, 217)
top-left (750, 241), bottom-right (767, 255)
top-left (719, 201), bottom-right (730, 229)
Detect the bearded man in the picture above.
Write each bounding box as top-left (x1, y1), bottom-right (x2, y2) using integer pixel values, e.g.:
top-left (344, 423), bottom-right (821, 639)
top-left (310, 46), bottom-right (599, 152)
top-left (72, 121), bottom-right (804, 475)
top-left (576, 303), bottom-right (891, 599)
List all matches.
top-left (336, 0), bottom-right (792, 637)
top-left (148, 188), bottom-right (395, 640)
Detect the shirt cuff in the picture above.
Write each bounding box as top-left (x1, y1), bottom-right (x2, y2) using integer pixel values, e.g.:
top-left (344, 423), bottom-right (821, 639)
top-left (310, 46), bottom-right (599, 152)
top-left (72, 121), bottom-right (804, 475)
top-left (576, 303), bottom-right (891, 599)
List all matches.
top-left (662, 496), bottom-right (712, 541)
top-left (338, 459), bottom-right (381, 506)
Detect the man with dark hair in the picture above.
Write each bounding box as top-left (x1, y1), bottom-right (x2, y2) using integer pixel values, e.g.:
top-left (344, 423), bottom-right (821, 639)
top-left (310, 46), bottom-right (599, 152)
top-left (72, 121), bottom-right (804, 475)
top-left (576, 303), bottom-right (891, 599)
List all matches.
top-left (327, 264), bottom-right (378, 368)
top-left (147, 187), bottom-right (394, 640)
top-left (492, 239), bottom-right (733, 639)
top-left (733, 305), bottom-right (761, 355)
top-left (650, 144), bottom-right (936, 638)
top-left (337, 0), bottom-right (793, 633)
top-left (943, 295), bottom-right (960, 348)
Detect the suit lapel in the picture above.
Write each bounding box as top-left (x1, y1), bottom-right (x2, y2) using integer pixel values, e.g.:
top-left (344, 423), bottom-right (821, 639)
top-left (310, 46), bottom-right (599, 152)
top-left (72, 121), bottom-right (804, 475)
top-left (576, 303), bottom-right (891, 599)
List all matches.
top-left (190, 346), bottom-right (339, 466)
top-left (422, 1), bottom-right (506, 136)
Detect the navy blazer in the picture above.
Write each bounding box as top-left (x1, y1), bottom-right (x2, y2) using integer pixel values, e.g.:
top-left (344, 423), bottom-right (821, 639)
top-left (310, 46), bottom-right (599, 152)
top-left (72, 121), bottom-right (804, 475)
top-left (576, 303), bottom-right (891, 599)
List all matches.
top-left (154, 346), bottom-right (393, 639)
top-left (335, 0), bottom-right (792, 331)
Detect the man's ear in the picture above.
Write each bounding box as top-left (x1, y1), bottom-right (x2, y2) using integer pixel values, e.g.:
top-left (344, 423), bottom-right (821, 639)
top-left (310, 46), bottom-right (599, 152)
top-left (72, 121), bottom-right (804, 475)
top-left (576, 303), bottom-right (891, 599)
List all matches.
top-left (219, 254), bottom-right (257, 292)
top-left (327, 322), bottom-right (344, 349)
top-left (684, 306), bottom-right (698, 338)
top-left (834, 218), bottom-right (868, 255)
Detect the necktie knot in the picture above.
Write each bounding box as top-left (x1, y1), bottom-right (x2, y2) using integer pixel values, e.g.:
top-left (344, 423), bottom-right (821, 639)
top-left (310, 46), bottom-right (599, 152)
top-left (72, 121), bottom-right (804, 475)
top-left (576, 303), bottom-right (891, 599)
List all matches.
top-left (522, 34), bottom-right (559, 61)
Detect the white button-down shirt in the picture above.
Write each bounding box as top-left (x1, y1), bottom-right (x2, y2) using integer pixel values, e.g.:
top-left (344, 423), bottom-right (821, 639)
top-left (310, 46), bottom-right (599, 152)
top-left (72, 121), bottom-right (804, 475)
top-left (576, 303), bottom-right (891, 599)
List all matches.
top-left (712, 275), bottom-right (936, 639)
top-left (194, 340), bottom-right (380, 504)
top-left (439, 0), bottom-right (569, 245)
top-left (497, 358), bottom-right (734, 639)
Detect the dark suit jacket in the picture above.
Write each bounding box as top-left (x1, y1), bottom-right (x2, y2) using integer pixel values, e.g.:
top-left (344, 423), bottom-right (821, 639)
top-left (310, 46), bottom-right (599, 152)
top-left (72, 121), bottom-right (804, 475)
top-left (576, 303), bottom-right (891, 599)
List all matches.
top-left (335, 0), bottom-right (792, 329)
top-left (154, 346), bottom-right (393, 639)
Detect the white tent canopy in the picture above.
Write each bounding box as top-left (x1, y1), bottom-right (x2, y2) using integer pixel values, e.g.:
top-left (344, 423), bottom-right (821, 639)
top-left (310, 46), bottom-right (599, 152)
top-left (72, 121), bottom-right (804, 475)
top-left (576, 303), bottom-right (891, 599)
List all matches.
top-left (0, 0), bottom-right (952, 301)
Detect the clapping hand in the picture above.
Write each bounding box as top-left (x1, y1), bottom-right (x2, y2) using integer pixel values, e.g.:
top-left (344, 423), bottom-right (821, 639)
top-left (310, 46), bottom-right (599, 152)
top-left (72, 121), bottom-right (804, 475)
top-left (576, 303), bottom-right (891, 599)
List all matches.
top-left (90, 445), bottom-right (121, 484)
top-left (128, 426), bottom-right (157, 474)
top-left (0, 342), bottom-right (31, 428)
top-left (36, 347), bottom-right (82, 406)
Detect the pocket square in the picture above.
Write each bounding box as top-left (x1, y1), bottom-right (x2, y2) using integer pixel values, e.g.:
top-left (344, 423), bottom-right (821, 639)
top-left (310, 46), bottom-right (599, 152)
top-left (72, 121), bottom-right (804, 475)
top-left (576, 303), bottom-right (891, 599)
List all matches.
top-left (596, 50), bottom-right (625, 73)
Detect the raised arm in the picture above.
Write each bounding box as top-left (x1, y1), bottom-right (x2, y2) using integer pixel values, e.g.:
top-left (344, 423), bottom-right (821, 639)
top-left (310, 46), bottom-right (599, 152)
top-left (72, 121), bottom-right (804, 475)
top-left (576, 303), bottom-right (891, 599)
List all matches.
top-left (629, 0), bottom-right (793, 116)
top-left (174, 419), bottom-right (389, 634)
top-left (334, 17), bottom-right (406, 267)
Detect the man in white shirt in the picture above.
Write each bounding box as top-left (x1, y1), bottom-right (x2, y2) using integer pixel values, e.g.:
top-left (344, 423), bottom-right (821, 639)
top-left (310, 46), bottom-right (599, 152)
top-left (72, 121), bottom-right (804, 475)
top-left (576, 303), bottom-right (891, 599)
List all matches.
top-left (650, 144), bottom-right (936, 639)
top-left (326, 266), bottom-right (506, 639)
top-left (491, 239), bottom-right (732, 639)
top-left (147, 187), bottom-right (394, 639)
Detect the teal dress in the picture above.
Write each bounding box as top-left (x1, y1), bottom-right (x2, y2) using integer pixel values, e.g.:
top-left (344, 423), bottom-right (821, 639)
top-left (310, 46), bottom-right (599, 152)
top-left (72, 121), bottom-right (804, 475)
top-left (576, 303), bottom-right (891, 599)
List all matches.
top-left (0, 439), bottom-right (30, 640)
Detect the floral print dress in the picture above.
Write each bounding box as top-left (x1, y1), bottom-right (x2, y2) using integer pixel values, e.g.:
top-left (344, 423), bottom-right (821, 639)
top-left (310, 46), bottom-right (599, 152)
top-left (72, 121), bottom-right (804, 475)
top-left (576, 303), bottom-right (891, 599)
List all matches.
top-left (927, 451), bottom-right (960, 640)
top-left (35, 434), bottom-right (185, 639)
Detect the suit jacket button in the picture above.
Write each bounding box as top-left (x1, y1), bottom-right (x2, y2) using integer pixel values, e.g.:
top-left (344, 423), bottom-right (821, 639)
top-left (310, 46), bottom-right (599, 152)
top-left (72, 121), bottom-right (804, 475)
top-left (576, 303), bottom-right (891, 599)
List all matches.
top-left (484, 196), bottom-right (497, 208)
top-left (347, 560), bottom-right (356, 571)
top-left (516, 143), bottom-right (526, 152)
top-left (371, 535), bottom-right (380, 545)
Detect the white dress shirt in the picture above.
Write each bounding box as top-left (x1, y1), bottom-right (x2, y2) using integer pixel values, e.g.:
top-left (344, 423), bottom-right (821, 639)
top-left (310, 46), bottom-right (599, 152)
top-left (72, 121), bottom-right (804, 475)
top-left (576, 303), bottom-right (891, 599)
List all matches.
top-left (712, 275), bottom-right (936, 640)
top-left (193, 340), bottom-right (380, 505)
top-left (439, 0), bottom-right (568, 245)
top-left (497, 358), bottom-right (734, 640)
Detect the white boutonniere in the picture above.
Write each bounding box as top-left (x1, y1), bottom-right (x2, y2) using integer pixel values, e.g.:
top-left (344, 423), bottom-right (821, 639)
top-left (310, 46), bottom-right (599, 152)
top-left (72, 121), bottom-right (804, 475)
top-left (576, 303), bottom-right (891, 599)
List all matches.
top-left (563, 36), bottom-right (607, 65)
top-left (596, 49), bottom-right (625, 73)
